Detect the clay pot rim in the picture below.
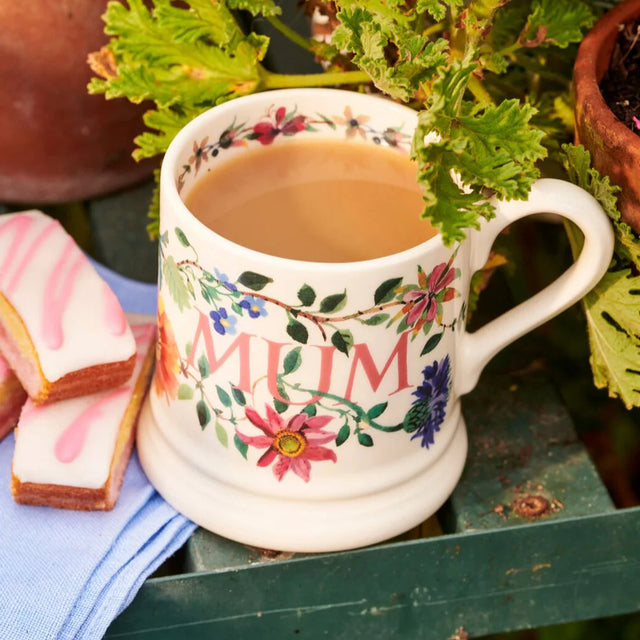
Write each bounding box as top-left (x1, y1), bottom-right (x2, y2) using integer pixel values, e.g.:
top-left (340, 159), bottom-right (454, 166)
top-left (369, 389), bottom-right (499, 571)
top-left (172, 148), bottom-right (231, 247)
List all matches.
top-left (573, 0), bottom-right (640, 148)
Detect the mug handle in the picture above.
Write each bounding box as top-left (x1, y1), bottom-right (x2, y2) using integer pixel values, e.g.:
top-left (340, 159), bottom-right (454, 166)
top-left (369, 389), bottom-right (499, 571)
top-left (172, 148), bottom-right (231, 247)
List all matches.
top-left (457, 177), bottom-right (614, 396)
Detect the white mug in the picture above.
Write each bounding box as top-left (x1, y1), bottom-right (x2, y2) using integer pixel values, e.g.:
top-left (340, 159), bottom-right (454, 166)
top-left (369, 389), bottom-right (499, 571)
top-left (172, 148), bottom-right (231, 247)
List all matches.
top-left (137, 88), bottom-right (613, 552)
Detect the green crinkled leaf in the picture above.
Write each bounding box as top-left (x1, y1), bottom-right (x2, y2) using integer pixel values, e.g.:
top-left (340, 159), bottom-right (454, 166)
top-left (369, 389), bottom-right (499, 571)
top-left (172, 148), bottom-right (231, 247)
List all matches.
top-left (226, 0), bottom-right (281, 17)
top-left (521, 0), bottom-right (595, 49)
top-left (583, 270), bottom-right (640, 410)
top-left (162, 255), bottom-right (191, 310)
top-left (413, 55), bottom-right (546, 244)
top-left (415, 0), bottom-right (464, 21)
top-left (332, 5), bottom-right (449, 101)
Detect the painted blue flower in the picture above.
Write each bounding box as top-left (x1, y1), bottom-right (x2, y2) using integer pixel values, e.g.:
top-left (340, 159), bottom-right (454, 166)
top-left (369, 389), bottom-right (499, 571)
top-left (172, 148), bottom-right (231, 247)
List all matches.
top-left (209, 307), bottom-right (237, 336)
top-left (239, 295), bottom-right (268, 318)
top-left (403, 355), bottom-right (451, 448)
top-left (214, 268), bottom-right (238, 292)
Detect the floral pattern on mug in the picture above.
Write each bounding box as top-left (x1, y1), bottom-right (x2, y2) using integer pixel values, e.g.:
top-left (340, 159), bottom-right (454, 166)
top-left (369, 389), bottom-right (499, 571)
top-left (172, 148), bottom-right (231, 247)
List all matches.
top-left (177, 104), bottom-right (412, 192)
top-left (236, 406), bottom-right (337, 482)
top-left (161, 227), bottom-right (462, 482)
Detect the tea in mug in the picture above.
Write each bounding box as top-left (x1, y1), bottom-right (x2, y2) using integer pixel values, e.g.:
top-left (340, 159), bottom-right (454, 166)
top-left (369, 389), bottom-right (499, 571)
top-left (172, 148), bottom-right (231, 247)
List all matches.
top-left (184, 139), bottom-right (437, 262)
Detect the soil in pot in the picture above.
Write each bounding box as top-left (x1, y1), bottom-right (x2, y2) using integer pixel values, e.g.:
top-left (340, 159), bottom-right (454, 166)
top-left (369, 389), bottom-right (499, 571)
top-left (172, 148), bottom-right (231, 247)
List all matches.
top-left (600, 16), bottom-right (640, 132)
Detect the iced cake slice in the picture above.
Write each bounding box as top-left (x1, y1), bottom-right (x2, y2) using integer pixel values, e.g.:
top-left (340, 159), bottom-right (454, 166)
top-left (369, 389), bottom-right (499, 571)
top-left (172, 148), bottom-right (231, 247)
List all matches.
top-left (0, 210), bottom-right (136, 404)
top-left (11, 317), bottom-right (155, 511)
top-left (0, 354), bottom-right (27, 441)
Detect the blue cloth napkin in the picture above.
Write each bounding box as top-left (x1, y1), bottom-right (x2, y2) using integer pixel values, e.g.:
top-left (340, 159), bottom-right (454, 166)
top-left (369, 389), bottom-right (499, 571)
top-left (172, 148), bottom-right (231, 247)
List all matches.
top-left (0, 263), bottom-right (196, 639)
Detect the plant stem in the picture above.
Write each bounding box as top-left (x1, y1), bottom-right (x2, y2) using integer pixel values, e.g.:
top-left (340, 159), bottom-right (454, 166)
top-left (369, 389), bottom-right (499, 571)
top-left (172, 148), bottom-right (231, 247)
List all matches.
top-left (260, 69), bottom-right (371, 89)
top-left (467, 75), bottom-right (494, 105)
top-left (266, 15), bottom-right (319, 55)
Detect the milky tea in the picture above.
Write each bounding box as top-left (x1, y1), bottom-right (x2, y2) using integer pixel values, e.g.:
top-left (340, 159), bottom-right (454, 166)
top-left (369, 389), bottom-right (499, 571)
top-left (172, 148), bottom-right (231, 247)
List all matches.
top-left (184, 139), bottom-right (437, 262)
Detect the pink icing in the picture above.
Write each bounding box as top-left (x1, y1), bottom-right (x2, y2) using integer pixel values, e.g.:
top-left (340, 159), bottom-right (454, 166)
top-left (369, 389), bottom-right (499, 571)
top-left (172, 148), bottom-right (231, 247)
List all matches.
top-left (102, 282), bottom-right (128, 337)
top-left (53, 387), bottom-right (131, 463)
top-left (0, 215), bottom-right (58, 295)
top-left (42, 237), bottom-right (86, 350)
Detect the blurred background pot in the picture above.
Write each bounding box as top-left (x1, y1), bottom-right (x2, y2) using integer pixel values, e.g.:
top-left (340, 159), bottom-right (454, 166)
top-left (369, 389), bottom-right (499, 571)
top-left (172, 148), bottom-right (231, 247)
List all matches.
top-left (0, 0), bottom-right (155, 204)
top-left (573, 0), bottom-right (640, 233)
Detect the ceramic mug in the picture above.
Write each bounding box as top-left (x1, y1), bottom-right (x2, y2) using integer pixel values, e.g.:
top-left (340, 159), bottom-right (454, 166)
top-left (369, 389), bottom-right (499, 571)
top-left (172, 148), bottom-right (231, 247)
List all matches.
top-left (137, 88), bottom-right (614, 552)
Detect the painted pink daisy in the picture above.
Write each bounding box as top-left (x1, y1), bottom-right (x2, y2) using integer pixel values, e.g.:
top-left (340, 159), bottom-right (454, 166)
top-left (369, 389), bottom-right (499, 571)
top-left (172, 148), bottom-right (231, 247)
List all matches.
top-left (236, 405), bottom-right (337, 482)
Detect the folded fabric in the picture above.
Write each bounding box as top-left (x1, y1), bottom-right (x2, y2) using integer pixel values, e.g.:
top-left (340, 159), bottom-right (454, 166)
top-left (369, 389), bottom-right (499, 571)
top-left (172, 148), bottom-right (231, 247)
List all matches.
top-left (0, 263), bottom-right (196, 639)
top-left (0, 434), bottom-right (196, 640)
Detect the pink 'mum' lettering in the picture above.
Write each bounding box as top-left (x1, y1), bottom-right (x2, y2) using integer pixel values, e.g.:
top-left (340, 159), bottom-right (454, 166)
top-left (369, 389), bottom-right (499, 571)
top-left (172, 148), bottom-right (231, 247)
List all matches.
top-left (344, 332), bottom-right (411, 401)
top-left (188, 311), bottom-right (253, 392)
top-left (266, 342), bottom-right (335, 405)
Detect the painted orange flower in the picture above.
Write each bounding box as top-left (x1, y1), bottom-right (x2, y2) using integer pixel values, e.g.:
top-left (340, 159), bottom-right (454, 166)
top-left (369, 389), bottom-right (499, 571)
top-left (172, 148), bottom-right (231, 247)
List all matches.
top-left (153, 296), bottom-right (181, 403)
top-left (333, 106), bottom-right (371, 139)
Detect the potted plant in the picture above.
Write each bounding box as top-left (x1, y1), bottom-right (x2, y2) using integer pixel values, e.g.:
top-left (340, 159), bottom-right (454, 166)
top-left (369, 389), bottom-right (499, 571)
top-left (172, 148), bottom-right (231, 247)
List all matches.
top-left (0, 1), bottom-right (156, 204)
top-left (88, 0), bottom-right (640, 411)
top-left (574, 0), bottom-right (640, 233)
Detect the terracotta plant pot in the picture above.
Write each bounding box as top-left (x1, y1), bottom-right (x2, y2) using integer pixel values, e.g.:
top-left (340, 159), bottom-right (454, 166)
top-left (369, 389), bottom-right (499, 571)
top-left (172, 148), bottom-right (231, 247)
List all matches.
top-left (573, 0), bottom-right (640, 233)
top-left (0, 1), bottom-right (155, 204)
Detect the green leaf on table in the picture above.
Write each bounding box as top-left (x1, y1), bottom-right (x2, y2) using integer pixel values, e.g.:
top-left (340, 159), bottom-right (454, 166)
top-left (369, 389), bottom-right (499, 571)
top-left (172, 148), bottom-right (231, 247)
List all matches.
top-left (583, 269), bottom-right (640, 409)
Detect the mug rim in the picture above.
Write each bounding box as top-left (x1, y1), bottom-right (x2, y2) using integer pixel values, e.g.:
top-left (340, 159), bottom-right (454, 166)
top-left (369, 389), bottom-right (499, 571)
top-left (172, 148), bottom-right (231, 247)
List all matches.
top-left (161, 87), bottom-right (445, 272)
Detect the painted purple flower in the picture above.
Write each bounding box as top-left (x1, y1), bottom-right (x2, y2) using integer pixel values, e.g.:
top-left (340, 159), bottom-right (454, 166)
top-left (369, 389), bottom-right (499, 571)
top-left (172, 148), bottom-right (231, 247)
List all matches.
top-left (215, 269), bottom-right (237, 292)
top-left (403, 355), bottom-right (451, 448)
top-left (209, 308), bottom-right (237, 336)
top-left (239, 295), bottom-right (267, 318)
top-left (236, 406), bottom-right (337, 482)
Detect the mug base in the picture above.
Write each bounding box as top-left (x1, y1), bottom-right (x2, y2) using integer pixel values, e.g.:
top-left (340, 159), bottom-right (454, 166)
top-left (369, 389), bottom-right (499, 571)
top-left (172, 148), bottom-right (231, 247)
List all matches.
top-left (136, 398), bottom-right (468, 553)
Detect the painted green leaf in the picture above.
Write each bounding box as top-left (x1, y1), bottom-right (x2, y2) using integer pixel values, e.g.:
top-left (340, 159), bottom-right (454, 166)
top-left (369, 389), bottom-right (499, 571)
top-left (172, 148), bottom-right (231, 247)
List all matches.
top-left (231, 387), bottom-right (246, 406)
top-left (238, 271), bottom-right (273, 291)
top-left (319, 291), bottom-right (347, 313)
top-left (363, 313), bottom-right (390, 326)
top-left (177, 383), bottom-right (194, 400)
top-left (302, 403), bottom-right (317, 417)
top-left (216, 385), bottom-right (232, 407)
top-left (175, 227), bottom-right (190, 247)
top-left (421, 331), bottom-right (444, 355)
top-left (273, 399), bottom-right (289, 413)
top-left (336, 423), bottom-right (350, 446)
top-left (234, 433), bottom-right (249, 459)
top-left (331, 329), bottom-right (354, 356)
top-left (374, 277), bottom-right (403, 304)
top-left (163, 255), bottom-right (191, 310)
top-left (287, 319), bottom-right (309, 344)
top-left (196, 400), bottom-right (211, 428)
top-left (283, 347), bottom-right (302, 375)
top-left (215, 420), bottom-right (229, 447)
top-left (297, 284), bottom-right (316, 306)
top-left (367, 402), bottom-right (388, 419)
top-left (357, 431), bottom-right (374, 447)
top-left (198, 353), bottom-right (210, 378)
